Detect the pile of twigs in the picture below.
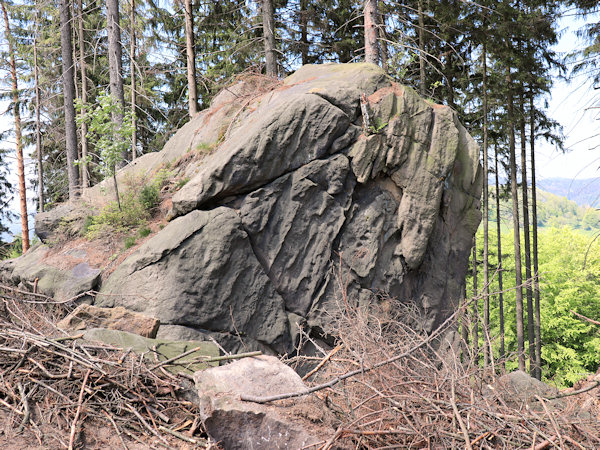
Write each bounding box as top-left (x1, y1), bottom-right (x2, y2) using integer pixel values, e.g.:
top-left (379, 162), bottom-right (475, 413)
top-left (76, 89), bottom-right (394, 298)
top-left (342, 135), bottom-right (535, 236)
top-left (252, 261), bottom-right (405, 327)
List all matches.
top-left (0, 288), bottom-right (213, 449)
top-left (291, 298), bottom-right (600, 449)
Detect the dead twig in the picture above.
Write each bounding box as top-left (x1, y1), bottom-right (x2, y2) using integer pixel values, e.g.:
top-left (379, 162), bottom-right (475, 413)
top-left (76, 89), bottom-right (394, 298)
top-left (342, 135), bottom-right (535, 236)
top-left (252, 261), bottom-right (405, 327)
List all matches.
top-left (68, 369), bottom-right (90, 450)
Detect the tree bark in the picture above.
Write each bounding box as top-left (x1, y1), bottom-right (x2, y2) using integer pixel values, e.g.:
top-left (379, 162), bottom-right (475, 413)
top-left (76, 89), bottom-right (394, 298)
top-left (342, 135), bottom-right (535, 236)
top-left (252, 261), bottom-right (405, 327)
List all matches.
top-left (520, 92), bottom-right (535, 376)
top-left (77, 0), bottom-right (89, 188)
top-left (33, 8), bottom-right (44, 212)
top-left (299, 0), bottom-right (308, 65)
top-left (1, 1), bottom-right (30, 252)
top-left (507, 71), bottom-right (525, 371)
top-left (184, 0), bottom-right (198, 117)
top-left (60, 0), bottom-right (80, 201)
top-left (130, 0), bottom-right (138, 157)
top-left (481, 39), bottom-right (490, 369)
top-left (364, 0), bottom-right (379, 65)
top-left (106, 0), bottom-right (126, 166)
top-left (472, 236), bottom-right (478, 358)
top-left (495, 145), bottom-right (505, 367)
top-left (261, 0), bottom-right (277, 77)
top-left (530, 93), bottom-right (542, 380)
top-left (417, 0), bottom-right (426, 95)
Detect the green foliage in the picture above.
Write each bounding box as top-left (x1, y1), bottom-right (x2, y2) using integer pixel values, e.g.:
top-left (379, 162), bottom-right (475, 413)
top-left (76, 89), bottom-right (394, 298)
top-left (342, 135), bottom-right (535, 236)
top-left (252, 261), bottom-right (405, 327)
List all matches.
top-left (138, 226), bottom-right (151, 238)
top-left (468, 226), bottom-right (600, 387)
top-left (123, 236), bottom-right (137, 249)
top-left (176, 177), bottom-right (190, 190)
top-left (85, 192), bottom-right (149, 239)
top-left (139, 184), bottom-right (160, 211)
top-left (75, 93), bottom-right (135, 202)
top-left (1, 236), bottom-right (23, 260)
top-left (368, 118), bottom-right (388, 135)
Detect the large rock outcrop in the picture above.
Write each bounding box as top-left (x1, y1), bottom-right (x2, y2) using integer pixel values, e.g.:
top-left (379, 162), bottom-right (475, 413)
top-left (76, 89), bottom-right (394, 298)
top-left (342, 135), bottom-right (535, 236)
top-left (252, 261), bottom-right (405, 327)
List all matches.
top-left (28, 63), bottom-right (481, 354)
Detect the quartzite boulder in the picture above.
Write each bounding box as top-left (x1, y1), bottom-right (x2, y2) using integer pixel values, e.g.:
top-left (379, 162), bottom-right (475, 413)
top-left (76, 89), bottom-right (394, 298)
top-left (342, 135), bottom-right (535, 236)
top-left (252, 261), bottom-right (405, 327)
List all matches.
top-left (38, 63), bottom-right (480, 354)
top-left (194, 355), bottom-right (335, 449)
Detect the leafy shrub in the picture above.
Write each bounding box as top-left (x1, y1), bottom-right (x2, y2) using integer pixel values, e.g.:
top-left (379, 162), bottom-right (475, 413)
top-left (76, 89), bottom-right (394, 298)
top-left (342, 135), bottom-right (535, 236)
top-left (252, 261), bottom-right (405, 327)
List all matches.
top-left (86, 193), bottom-right (149, 239)
top-left (138, 226), bottom-right (151, 238)
top-left (138, 184), bottom-right (160, 211)
top-left (124, 236), bottom-right (137, 249)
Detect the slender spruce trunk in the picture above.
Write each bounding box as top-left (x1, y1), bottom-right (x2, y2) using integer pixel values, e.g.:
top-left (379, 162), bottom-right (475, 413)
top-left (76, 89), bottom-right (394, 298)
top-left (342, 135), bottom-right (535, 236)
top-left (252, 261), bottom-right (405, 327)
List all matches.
top-left (364, 0), bottom-right (379, 65)
top-left (507, 71), bottom-right (526, 371)
top-left (184, 0), bottom-right (198, 117)
top-left (77, 0), bottom-right (89, 188)
top-left (59, 0), bottom-right (80, 200)
top-left (520, 92), bottom-right (535, 375)
top-left (299, 0), bottom-right (308, 65)
top-left (460, 284), bottom-right (470, 362)
top-left (107, 0), bottom-right (126, 166)
top-left (530, 93), bottom-right (542, 380)
top-left (472, 236), bottom-right (479, 358)
top-left (417, 0), bottom-right (425, 95)
top-left (130, 0), bottom-right (138, 157)
top-left (262, 0), bottom-right (277, 77)
top-left (495, 145), bottom-right (505, 368)
top-left (33, 9), bottom-right (44, 212)
top-left (481, 39), bottom-right (490, 369)
top-left (2, 1), bottom-right (29, 252)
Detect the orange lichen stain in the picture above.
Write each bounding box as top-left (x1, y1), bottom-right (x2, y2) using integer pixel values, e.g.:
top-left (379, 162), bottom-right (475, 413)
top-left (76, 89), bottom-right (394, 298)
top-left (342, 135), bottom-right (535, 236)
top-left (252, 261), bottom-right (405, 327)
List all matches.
top-left (367, 83), bottom-right (404, 104)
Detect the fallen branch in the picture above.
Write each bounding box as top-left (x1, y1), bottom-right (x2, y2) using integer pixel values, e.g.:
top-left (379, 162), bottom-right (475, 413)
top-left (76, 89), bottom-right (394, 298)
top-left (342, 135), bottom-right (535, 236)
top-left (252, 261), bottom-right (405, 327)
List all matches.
top-left (570, 309), bottom-right (600, 326)
top-left (68, 369), bottom-right (90, 450)
top-left (241, 308), bottom-right (458, 403)
top-left (302, 344), bottom-right (342, 381)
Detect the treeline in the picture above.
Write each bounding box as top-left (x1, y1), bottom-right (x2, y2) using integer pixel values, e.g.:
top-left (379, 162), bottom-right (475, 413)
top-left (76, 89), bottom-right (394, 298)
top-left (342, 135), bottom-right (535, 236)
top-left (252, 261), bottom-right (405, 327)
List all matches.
top-left (1, 0), bottom-right (599, 379)
top-left (491, 188), bottom-right (600, 231)
top-left (468, 226), bottom-right (600, 387)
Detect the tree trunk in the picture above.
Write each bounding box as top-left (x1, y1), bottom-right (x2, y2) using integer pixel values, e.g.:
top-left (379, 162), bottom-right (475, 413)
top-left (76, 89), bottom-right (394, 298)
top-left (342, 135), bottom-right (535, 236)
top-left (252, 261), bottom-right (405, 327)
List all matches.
top-left (495, 145), bottom-right (505, 368)
top-left (299, 0), bottom-right (308, 65)
top-left (472, 236), bottom-right (479, 358)
top-left (364, 0), bottom-right (379, 65)
top-left (33, 9), bottom-right (44, 212)
top-left (130, 0), bottom-right (138, 157)
top-left (460, 284), bottom-right (470, 362)
top-left (481, 40), bottom-right (490, 369)
top-left (262, 0), bottom-right (277, 77)
top-left (107, 0), bottom-right (126, 166)
top-left (77, 0), bottom-right (89, 188)
top-left (417, 0), bottom-right (426, 95)
top-left (507, 71), bottom-right (525, 371)
top-left (184, 0), bottom-right (198, 117)
top-left (60, 0), bottom-right (80, 201)
top-left (520, 92), bottom-right (535, 376)
top-left (1, 1), bottom-right (30, 252)
top-left (378, 10), bottom-right (388, 71)
top-left (530, 93), bottom-right (542, 380)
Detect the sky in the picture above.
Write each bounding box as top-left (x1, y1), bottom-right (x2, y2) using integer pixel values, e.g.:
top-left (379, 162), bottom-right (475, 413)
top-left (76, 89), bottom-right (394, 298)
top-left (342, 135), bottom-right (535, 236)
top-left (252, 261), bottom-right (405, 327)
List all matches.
top-left (1, 9), bottom-right (599, 241)
top-left (535, 12), bottom-right (600, 182)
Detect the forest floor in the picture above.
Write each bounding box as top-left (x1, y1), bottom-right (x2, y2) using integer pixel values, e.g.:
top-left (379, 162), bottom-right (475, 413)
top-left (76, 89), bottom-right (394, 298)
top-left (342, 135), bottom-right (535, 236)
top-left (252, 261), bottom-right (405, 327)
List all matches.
top-left (1, 287), bottom-right (600, 448)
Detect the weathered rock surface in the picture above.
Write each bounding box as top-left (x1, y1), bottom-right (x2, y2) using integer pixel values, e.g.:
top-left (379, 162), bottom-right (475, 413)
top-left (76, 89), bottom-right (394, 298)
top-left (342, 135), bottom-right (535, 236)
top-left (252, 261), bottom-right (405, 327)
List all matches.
top-left (58, 304), bottom-right (160, 338)
top-left (194, 355), bottom-right (335, 449)
top-left (95, 208), bottom-right (290, 353)
top-left (0, 244), bottom-right (100, 301)
top-left (31, 63), bottom-right (481, 354)
top-left (82, 328), bottom-right (219, 374)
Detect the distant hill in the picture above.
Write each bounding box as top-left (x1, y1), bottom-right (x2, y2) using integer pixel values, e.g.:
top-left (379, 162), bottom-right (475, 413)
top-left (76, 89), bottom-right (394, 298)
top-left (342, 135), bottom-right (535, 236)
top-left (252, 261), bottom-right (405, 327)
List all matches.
top-left (537, 177), bottom-right (600, 208)
top-left (490, 187), bottom-right (600, 231)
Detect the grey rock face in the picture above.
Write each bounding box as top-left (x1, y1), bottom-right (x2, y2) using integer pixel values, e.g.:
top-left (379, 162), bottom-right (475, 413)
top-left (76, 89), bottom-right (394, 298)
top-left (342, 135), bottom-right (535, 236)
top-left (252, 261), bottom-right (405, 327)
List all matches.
top-left (96, 208), bottom-right (290, 353)
top-left (0, 244), bottom-right (100, 301)
top-left (28, 63), bottom-right (480, 354)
